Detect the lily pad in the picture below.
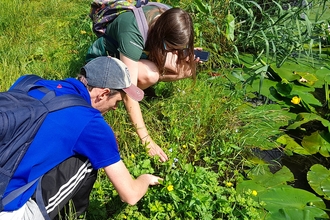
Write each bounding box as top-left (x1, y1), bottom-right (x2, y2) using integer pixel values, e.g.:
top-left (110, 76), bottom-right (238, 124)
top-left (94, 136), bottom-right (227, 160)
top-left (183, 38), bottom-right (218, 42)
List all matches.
top-left (314, 68), bottom-right (330, 88)
top-left (277, 134), bottom-right (311, 156)
top-left (265, 206), bottom-right (329, 220)
top-left (250, 166), bottom-right (294, 187)
top-left (293, 90), bottom-right (322, 107)
top-left (261, 187), bottom-right (328, 220)
top-left (269, 63), bottom-right (301, 82)
top-left (302, 132), bottom-right (330, 157)
top-left (294, 71), bottom-right (319, 87)
top-left (287, 113), bottom-right (330, 131)
top-left (237, 168), bottom-right (329, 220)
top-left (307, 164), bottom-right (330, 200)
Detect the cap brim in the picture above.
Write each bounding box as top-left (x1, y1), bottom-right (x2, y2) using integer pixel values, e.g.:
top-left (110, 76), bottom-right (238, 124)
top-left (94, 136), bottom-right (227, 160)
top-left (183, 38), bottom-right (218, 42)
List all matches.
top-left (122, 84), bottom-right (144, 101)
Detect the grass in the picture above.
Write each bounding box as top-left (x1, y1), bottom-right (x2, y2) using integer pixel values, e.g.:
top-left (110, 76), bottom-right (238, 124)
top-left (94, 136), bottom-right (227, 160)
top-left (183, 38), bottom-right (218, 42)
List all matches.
top-left (0, 0), bottom-right (93, 90)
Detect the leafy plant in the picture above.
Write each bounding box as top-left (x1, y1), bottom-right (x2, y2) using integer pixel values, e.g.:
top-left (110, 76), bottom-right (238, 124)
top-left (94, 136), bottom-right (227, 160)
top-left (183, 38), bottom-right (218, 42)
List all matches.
top-left (307, 164), bottom-right (330, 200)
top-left (230, 0), bottom-right (330, 66)
top-left (229, 52), bottom-right (330, 158)
top-left (237, 166), bottom-right (329, 219)
top-left (177, 0), bottom-right (235, 69)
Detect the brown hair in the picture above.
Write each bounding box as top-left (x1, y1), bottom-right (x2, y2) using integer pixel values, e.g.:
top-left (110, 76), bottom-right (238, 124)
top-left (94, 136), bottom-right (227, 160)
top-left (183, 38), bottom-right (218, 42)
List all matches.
top-left (145, 8), bottom-right (196, 78)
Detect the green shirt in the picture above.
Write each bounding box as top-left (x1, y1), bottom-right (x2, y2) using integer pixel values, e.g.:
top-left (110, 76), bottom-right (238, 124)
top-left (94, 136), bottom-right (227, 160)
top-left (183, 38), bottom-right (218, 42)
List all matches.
top-left (86, 6), bottom-right (161, 62)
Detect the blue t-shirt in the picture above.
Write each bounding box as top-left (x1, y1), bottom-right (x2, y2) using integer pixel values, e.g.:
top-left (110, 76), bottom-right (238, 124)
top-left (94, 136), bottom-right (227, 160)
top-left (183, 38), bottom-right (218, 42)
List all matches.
top-left (3, 76), bottom-right (121, 211)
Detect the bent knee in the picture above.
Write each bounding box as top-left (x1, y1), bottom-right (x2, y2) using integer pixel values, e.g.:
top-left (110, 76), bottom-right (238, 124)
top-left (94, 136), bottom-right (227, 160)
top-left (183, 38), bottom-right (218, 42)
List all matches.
top-left (138, 60), bottom-right (160, 89)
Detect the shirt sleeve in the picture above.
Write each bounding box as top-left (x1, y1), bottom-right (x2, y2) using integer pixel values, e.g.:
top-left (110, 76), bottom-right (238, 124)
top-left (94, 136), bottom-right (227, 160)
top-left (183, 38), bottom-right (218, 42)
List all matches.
top-left (117, 30), bottom-right (144, 61)
top-left (74, 116), bottom-right (121, 169)
top-left (105, 11), bottom-right (144, 61)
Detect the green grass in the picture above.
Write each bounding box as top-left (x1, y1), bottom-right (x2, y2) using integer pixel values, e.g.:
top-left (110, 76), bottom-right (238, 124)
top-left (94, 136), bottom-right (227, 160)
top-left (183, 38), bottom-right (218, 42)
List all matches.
top-left (0, 0), bottom-right (94, 90)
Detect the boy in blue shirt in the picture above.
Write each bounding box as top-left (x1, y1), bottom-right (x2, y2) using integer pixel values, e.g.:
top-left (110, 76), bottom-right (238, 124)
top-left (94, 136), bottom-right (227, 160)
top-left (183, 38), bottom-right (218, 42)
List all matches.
top-left (0, 57), bottom-right (162, 219)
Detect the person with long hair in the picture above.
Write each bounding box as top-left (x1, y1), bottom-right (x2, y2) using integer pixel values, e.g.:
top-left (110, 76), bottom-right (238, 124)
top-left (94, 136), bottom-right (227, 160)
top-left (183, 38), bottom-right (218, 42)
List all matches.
top-left (86, 6), bottom-right (199, 162)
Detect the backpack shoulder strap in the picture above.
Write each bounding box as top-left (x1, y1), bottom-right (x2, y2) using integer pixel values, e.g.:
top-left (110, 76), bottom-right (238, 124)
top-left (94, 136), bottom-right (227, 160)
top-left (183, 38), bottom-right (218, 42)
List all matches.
top-left (10, 74), bottom-right (53, 95)
top-left (2, 177), bottom-right (40, 207)
top-left (133, 2), bottom-right (171, 44)
top-left (132, 7), bottom-right (149, 44)
top-left (10, 75), bottom-right (91, 111)
top-left (44, 94), bottom-right (91, 112)
top-left (11, 75), bottom-right (42, 91)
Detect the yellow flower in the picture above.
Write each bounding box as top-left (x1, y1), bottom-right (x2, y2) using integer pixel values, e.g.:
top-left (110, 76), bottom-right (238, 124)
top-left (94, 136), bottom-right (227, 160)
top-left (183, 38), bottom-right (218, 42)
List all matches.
top-left (131, 154), bottom-right (135, 159)
top-left (252, 190), bottom-right (258, 196)
top-left (182, 144), bottom-right (187, 149)
top-left (167, 185), bottom-right (174, 192)
top-left (291, 96), bottom-right (301, 105)
top-left (80, 30), bottom-right (87, 34)
top-left (225, 182), bottom-right (233, 187)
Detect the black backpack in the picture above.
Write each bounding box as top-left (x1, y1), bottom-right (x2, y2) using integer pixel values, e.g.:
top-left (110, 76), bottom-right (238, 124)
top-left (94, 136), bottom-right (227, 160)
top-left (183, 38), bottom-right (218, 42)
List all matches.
top-left (0, 75), bottom-right (91, 210)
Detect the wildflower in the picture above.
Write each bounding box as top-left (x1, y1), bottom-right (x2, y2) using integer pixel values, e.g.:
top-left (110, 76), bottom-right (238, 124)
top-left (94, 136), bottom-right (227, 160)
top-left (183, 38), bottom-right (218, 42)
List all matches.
top-left (172, 158), bottom-right (179, 167)
top-left (169, 148), bottom-right (173, 153)
top-left (252, 190), bottom-right (258, 196)
top-left (225, 182), bottom-right (233, 187)
top-left (167, 185), bottom-right (174, 192)
top-left (80, 30), bottom-right (87, 34)
top-left (131, 154), bottom-right (135, 159)
top-left (291, 96), bottom-right (301, 105)
top-left (182, 144), bottom-right (187, 149)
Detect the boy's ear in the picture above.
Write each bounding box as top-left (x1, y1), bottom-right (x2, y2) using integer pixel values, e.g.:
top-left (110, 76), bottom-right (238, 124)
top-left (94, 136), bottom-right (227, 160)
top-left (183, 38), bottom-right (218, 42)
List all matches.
top-left (99, 88), bottom-right (111, 99)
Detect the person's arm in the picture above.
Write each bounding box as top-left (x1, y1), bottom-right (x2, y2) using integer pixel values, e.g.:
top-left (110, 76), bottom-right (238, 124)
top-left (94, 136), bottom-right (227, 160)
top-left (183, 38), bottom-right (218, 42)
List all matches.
top-left (120, 53), bottom-right (168, 162)
top-left (104, 160), bottom-right (161, 205)
top-left (159, 52), bottom-right (196, 82)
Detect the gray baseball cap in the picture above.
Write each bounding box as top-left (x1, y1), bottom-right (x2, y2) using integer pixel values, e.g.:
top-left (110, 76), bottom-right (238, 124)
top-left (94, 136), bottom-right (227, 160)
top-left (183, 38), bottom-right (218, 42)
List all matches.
top-left (82, 56), bottom-right (144, 101)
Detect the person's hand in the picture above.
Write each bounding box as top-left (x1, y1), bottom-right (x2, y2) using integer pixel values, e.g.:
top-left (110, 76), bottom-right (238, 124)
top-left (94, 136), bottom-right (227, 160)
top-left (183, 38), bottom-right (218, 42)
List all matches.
top-left (194, 47), bottom-right (203, 64)
top-left (148, 174), bottom-right (163, 186)
top-left (142, 136), bottom-right (168, 162)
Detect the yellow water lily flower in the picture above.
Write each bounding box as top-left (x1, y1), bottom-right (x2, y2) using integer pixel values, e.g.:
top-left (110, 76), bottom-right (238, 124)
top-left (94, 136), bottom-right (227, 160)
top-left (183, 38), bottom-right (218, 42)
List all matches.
top-left (225, 182), bottom-right (233, 187)
top-left (291, 96), bottom-right (301, 105)
top-left (252, 190), bottom-right (258, 196)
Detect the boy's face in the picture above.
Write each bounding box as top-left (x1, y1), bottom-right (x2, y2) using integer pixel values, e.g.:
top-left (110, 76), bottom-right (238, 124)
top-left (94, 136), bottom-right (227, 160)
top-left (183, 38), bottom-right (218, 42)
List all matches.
top-left (90, 88), bottom-right (124, 115)
top-left (100, 91), bottom-right (125, 114)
